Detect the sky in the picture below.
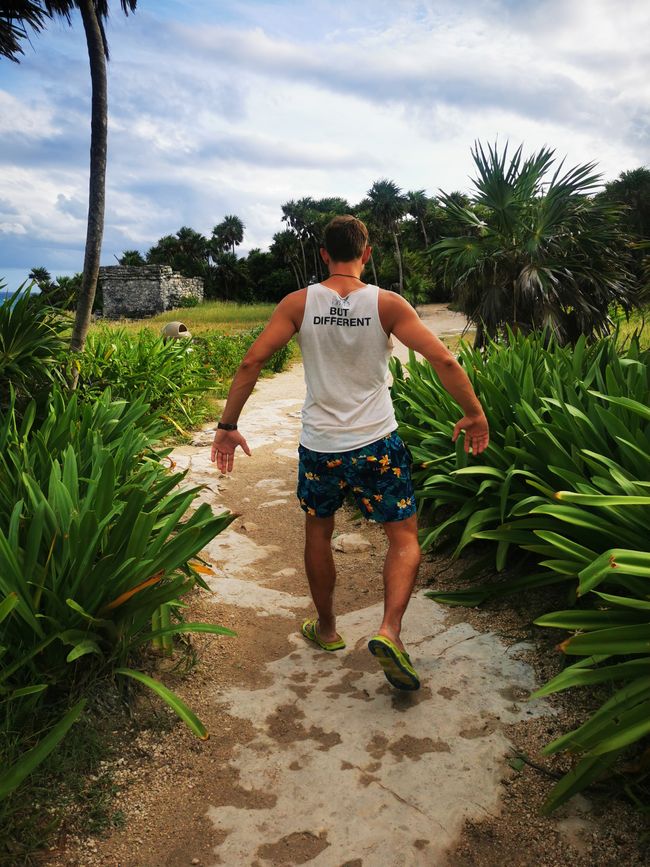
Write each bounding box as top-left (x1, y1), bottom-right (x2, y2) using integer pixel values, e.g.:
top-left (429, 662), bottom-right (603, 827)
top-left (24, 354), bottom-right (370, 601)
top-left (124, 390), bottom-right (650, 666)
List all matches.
top-left (0, 0), bottom-right (649, 285)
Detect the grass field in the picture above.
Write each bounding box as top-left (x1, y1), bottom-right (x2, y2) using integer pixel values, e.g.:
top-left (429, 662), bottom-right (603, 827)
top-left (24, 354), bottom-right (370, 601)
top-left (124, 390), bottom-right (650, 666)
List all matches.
top-left (91, 300), bottom-right (649, 349)
top-left (614, 306), bottom-right (650, 348)
top-left (93, 301), bottom-right (277, 335)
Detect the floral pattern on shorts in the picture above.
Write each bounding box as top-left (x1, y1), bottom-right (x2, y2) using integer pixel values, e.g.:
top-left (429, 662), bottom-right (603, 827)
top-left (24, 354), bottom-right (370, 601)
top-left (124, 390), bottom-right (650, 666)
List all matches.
top-left (297, 431), bottom-right (416, 523)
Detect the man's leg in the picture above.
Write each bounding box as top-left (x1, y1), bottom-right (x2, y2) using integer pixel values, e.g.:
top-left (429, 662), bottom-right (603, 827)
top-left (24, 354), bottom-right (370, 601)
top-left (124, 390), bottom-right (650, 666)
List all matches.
top-left (304, 513), bottom-right (341, 643)
top-left (377, 514), bottom-right (421, 651)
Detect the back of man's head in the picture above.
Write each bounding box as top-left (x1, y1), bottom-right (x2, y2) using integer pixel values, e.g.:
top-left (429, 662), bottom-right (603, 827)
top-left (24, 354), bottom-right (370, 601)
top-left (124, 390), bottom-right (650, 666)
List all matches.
top-left (323, 215), bottom-right (369, 262)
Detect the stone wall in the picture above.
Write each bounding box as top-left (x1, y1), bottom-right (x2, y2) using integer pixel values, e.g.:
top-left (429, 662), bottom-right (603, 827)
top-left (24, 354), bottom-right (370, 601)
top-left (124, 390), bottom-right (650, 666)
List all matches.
top-left (99, 265), bottom-right (203, 319)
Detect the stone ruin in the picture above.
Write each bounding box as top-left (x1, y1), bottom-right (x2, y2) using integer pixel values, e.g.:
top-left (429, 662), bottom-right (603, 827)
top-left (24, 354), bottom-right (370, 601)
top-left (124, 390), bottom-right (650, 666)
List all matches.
top-left (98, 265), bottom-right (203, 319)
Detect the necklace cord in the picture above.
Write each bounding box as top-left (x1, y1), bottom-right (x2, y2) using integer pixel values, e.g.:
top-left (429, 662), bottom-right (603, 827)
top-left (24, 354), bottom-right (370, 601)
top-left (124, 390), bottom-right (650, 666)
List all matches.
top-left (327, 273), bottom-right (362, 279)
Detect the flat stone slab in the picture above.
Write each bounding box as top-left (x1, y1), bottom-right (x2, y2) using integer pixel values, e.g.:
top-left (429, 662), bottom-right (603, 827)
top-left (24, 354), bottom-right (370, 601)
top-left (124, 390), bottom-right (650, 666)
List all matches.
top-left (206, 574), bottom-right (310, 618)
top-left (206, 593), bottom-right (551, 866)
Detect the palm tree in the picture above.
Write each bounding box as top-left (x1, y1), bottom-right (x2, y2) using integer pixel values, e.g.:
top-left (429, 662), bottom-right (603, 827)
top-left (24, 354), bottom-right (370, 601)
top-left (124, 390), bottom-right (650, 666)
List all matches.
top-left (212, 215), bottom-right (245, 256)
top-left (1, 2), bottom-right (71, 60)
top-left (1, 1), bottom-right (137, 365)
top-left (281, 199), bottom-right (313, 284)
top-left (353, 205), bottom-right (381, 284)
top-left (271, 230), bottom-right (303, 290)
top-left (147, 227), bottom-right (208, 277)
top-left (367, 179), bottom-right (407, 294)
top-left (600, 167), bottom-right (650, 238)
top-left (308, 197), bottom-right (350, 281)
top-left (406, 190), bottom-right (430, 247)
top-left (433, 141), bottom-right (636, 347)
top-left (118, 249), bottom-right (145, 265)
top-left (28, 266), bottom-right (54, 291)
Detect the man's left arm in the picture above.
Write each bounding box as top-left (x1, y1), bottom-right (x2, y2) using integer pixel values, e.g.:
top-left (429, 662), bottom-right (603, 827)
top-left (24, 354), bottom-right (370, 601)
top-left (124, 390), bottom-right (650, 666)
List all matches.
top-left (211, 296), bottom-right (299, 472)
top-left (385, 294), bottom-right (489, 455)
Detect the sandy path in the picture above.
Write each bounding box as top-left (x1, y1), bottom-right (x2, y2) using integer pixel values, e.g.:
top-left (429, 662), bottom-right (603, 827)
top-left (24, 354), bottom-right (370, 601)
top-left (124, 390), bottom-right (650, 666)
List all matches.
top-left (165, 305), bottom-right (550, 865)
top-left (57, 304), bottom-right (553, 866)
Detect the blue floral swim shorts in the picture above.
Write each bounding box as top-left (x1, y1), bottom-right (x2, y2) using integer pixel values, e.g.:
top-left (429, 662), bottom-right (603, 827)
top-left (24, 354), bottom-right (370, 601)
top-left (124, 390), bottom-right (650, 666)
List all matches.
top-left (297, 431), bottom-right (417, 523)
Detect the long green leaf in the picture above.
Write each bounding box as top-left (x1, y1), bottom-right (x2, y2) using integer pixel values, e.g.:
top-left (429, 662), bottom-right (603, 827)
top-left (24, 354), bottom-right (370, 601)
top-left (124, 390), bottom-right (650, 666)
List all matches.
top-left (541, 753), bottom-right (619, 814)
top-left (532, 658), bottom-right (649, 698)
top-left (133, 622), bottom-right (236, 647)
top-left (0, 700), bottom-right (86, 800)
top-left (561, 624), bottom-right (650, 656)
top-left (115, 668), bottom-right (208, 739)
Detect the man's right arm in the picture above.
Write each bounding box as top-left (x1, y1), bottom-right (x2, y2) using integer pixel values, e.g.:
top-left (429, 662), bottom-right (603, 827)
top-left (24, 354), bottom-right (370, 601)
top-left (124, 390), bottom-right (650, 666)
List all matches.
top-left (384, 293), bottom-right (489, 455)
top-left (211, 290), bottom-right (304, 471)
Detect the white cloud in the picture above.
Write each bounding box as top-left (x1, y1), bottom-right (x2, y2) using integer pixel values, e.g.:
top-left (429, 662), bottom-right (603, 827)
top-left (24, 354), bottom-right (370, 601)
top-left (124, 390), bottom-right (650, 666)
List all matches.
top-left (0, 0), bottom-right (648, 271)
top-left (0, 90), bottom-right (58, 138)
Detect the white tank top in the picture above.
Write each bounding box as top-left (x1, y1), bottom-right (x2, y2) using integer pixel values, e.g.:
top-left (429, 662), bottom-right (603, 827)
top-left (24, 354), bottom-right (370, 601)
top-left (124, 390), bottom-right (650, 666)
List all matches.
top-left (296, 283), bottom-right (397, 452)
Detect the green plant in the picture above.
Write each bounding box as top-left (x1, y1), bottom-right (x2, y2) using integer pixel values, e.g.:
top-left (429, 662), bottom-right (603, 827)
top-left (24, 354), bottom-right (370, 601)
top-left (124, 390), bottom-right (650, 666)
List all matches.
top-left (0, 387), bottom-right (235, 799)
top-left (391, 330), bottom-right (650, 808)
top-left (175, 295), bottom-right (200, 308)
top-left (77, 327), bottom-right (215, 430)
top-left (433, 142), bottom-right (637, 346)
top-left (0, 284), bottom-right (69, 408)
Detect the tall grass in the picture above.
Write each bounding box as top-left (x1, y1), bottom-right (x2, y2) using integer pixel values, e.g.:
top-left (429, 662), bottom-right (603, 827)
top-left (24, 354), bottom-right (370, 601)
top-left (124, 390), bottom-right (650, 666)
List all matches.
top-left (94, 300), bottom-right (277, 335)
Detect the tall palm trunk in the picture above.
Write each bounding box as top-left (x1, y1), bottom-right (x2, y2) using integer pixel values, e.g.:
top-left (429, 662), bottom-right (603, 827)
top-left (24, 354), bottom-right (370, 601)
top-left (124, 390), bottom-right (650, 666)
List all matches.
top-left (420, 218), bottom-right (429, 246)
top-left (392, 231), bottom-right (403, 295)
top-left (288, 260), bottom-right (302, 290)
top-left (369, 252), bottom-right (378, 285)
top-left (298, 238), bottom-right (308, 285)
top-left (70, 0), bottom-right (106, 365)
top-left (311, 244), bottom-right (320, 282)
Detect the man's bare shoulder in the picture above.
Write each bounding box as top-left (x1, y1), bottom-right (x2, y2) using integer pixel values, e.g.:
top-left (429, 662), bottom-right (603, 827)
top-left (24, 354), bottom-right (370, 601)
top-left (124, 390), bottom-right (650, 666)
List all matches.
top-left (377, 288), bottom-right (415, 333)
top-left (277, 288), bottom-right (307, 307)
top-left (275, 288), bottom-right (308, 329)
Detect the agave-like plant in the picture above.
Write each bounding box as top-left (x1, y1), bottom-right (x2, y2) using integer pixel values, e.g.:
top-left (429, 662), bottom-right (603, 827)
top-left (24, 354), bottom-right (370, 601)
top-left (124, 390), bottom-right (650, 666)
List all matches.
top-left (391, 331), bottom-right (650, 809)
top-left (433, 142), bottom-right (637, 346)
top-left (0, 388), bottom-right (235, 801)
top-left (0, 284), bottom-right (69, 409)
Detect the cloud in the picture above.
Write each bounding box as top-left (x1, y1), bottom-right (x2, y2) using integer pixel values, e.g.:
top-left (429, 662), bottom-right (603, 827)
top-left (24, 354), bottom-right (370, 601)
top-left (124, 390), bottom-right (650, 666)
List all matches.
top-left (0, 0), bottom-right (648, 272)
top-left (56, 193), bottom-right (86, 220)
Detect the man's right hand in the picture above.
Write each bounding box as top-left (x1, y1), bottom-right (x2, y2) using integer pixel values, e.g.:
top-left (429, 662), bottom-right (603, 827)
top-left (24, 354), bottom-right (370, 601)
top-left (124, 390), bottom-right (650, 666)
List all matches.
top-left (211, 429), bottom-right (252, 473)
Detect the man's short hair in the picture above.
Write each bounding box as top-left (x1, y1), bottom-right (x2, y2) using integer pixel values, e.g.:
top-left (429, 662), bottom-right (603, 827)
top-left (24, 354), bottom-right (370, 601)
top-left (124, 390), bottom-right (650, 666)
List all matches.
top-left (323, 215), bottom-right (369, 262)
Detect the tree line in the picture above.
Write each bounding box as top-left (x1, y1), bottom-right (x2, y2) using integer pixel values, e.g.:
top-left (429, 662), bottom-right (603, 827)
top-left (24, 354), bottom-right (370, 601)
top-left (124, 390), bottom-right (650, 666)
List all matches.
top-left (104, 159), bottom-right (650, 345)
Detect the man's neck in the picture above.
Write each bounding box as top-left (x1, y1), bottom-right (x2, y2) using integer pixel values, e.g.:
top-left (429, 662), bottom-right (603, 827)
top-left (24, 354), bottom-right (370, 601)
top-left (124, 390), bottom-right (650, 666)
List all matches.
top-left (322, 260), bottom-right (366, 295)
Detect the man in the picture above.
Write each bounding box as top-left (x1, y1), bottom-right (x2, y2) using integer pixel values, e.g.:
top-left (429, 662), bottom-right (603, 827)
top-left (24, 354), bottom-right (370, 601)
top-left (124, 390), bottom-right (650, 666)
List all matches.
top-left (211, 215), bottom-right (489, 691)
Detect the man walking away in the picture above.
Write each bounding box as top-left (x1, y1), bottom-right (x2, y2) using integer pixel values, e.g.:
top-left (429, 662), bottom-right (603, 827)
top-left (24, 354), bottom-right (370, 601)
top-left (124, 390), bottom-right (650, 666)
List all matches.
top-left (211, 215), bottom-right (489, 690)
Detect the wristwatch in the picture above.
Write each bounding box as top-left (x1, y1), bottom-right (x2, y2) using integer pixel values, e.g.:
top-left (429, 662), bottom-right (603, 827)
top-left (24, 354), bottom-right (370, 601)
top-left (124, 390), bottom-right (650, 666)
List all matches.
top-left (217, 421), bottom-right (238, 431)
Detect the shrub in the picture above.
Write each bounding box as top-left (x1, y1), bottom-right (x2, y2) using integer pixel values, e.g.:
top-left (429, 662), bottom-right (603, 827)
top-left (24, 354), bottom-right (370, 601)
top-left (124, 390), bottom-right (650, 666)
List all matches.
top-left (77, 327), bottom-right (215, 429)
top-left (0, 285), bottom-right (69, 410)
top-left (196, 324), bottom-right (292, 390)
top-left (391, 331), bottom-right (650, 810)
top-left (0, 388), bottom-right (235, 801)
top-left (78, 325), bottom-right (294, 429)
top-left (175, 295), bottom-right (199, 308)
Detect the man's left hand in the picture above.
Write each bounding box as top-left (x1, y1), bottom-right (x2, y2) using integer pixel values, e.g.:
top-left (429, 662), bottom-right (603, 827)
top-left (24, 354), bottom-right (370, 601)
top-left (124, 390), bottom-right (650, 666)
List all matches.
top-left (451, 413), bottom-right (490, 455)
top-left (211, 429), bottom-right (251, 473)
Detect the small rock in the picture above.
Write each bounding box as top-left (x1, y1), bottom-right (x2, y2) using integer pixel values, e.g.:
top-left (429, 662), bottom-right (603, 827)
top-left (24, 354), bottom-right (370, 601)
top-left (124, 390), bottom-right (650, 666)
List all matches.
top-left (273, 567), bottom-right (297, 578)
top-left (332, 533), bottom-right (371, 553)
top-left (240, 521), bottom-right (258, 532)
top-left (191, 860), bottom-right (200, 865)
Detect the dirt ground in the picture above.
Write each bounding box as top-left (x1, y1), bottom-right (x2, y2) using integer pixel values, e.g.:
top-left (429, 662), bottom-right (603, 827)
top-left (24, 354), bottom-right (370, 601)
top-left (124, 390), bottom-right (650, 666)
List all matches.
top-left (45, 305), bottom-right (649, 867)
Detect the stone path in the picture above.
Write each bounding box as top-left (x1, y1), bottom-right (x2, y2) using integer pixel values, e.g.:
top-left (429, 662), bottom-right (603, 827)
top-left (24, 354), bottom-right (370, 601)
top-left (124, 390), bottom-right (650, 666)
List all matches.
top-left (168, 306), bottom-right (552, 866)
